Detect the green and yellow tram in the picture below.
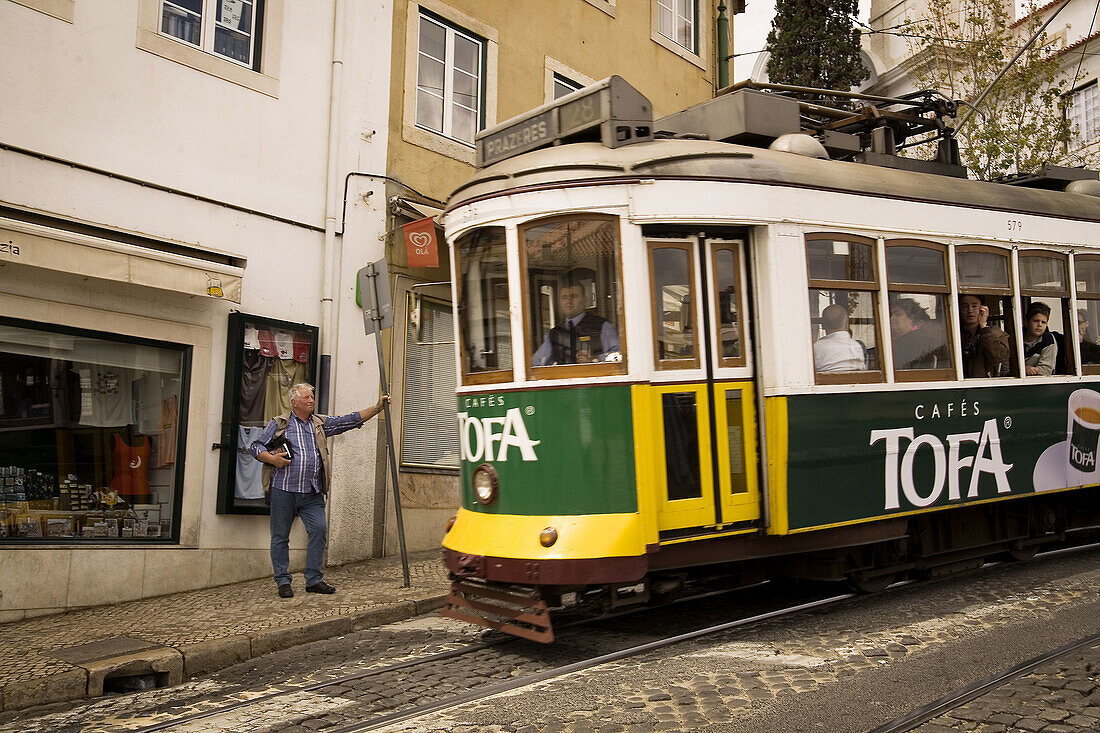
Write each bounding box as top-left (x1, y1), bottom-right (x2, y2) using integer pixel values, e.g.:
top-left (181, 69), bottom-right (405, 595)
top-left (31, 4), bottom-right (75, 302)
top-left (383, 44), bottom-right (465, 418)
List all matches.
top-left (439, 77), bottom-right (1100, 641)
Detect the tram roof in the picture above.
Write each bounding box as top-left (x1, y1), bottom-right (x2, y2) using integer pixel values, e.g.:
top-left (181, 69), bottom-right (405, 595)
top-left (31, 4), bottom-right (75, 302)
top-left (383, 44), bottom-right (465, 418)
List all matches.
top-left (446, 138), bottom-right (1100, 224)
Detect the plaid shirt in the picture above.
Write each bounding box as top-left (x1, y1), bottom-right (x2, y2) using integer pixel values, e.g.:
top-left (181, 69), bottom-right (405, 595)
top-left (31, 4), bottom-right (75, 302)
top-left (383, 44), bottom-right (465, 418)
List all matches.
top-left (250, 411), bottom-right (363, 493)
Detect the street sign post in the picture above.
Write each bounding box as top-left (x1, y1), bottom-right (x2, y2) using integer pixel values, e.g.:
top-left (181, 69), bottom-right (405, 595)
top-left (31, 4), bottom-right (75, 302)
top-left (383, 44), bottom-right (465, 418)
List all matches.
top-left (357, 260), bottom-right (409, 587)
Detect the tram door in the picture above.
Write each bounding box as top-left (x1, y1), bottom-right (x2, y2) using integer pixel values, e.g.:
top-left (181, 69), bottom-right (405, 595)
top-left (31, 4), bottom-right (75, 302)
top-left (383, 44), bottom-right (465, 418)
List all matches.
top-left (647, 237), bottom-right (761, 539)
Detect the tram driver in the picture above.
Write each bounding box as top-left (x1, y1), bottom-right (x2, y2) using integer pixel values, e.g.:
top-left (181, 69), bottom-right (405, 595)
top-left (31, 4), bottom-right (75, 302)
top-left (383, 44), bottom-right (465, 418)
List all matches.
top-left (532, 269), bottom-right (620, 366)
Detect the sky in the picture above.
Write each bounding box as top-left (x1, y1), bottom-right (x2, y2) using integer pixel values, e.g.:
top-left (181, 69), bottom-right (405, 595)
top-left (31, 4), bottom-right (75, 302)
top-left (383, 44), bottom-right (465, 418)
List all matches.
top-left (731, 0), bottom-right (873, 83)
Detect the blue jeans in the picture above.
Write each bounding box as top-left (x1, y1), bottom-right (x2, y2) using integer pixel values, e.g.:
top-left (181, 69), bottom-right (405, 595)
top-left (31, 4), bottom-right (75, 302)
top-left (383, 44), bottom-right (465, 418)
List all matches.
top-left (269, 488), bottom-right (327, 587)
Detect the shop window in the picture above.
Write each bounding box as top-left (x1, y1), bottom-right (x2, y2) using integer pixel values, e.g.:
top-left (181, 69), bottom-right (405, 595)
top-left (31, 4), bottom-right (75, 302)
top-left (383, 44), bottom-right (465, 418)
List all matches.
top-left (401, 298), bottom-right (460, 469)
top-left (415, 11), bottom-right (483, 145)
top-left (523, 215), bottom-right (626, 377)
top-left (1019, 252), bottom-right (1071, 376)
top-left (885, 241), bottom-right (954, 381)
top-left (956, 247), bottom-right (1016, 378)
top-left (215, 313), bottom-right (317, 514)
top-left (0, 318), bottom-right (190, 542)
top-left (1073, 256), bottom-right (1100, 374)
top-left (456, 226), bottom-right (512, 384)
top-left (806, 234), bottom-right (884, 384)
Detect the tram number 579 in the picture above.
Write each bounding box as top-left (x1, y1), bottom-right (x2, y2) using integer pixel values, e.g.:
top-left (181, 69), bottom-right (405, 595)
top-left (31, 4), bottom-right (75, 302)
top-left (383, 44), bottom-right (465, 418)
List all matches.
top-left (1007, 219), bottom-right (1023, 232)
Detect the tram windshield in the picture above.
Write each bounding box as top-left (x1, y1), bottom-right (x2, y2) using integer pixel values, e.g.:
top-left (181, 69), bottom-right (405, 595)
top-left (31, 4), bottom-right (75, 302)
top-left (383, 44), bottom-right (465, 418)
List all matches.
top-left (456, 227), bottom-right (512, 379)
top-left (523, 216), bottom-right (624, 372)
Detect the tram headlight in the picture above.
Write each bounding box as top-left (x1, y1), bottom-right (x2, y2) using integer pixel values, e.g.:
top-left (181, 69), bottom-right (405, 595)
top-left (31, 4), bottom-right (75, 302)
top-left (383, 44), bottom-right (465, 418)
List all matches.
top-left (539, 526), bottom-right (558, 547)
top-left (445, 515), bottom-right (457, 533)
top-left (472, 463), bottom-right (499, 505)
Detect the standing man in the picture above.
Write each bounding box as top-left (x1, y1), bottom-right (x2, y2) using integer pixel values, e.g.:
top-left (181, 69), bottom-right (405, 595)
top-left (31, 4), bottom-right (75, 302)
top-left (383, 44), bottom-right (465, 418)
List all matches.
top-left (959, 294), bottom-right (1010, 377)
top-left (252, 383), bottom-right (388, 598)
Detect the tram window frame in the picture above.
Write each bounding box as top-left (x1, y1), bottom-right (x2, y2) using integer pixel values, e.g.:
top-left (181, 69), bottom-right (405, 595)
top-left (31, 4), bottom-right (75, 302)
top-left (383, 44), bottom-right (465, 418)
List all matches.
top-left (711, 242), bottom-right (747, 368)
top-left (1019, 251), bottom-right (1073, 376)
top-left (1073, 255), bottom-right (1100, 375)
top-left (805, 233), bottom-right (885, 385)
top-left (885, 239), bottom-right (955, 382)
top-left (956, 245), bottom-right (1018, 378)
top-left (454, 226), bottom-right (513, 386)
top-left (519, 214), bottom-right (627, 379)
top-left (648, 240), bottom-right (701, 371)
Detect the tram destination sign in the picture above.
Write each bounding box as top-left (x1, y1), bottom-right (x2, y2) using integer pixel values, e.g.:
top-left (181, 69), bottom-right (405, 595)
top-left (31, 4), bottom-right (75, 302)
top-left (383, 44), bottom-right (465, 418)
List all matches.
top-left (479, 110), bottom-right (553, 168)
top-left (475, 75), bottom-right (654, 168)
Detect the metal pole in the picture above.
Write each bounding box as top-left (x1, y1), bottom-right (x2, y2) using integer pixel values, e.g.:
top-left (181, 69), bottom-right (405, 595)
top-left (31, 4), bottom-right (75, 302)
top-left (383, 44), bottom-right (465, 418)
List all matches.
top-left (366, 262), bottom-right (410, 587)
top-left (717, 2), bottom-right (730, 89)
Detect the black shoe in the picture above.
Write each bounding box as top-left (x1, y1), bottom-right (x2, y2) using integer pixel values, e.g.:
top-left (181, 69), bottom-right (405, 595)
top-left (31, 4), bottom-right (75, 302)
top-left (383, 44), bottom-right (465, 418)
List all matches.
top-left (305, 581), bottom-right (335, 594)
top-left (277, 584), bottom-right (294, 598)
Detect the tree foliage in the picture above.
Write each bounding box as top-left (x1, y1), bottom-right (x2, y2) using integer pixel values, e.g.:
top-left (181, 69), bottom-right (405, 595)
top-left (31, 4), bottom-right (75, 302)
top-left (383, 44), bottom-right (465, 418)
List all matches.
top-left (907, 0), bottom-right (1073, 180)
top-left (766, 0), bottom-right (868, 98)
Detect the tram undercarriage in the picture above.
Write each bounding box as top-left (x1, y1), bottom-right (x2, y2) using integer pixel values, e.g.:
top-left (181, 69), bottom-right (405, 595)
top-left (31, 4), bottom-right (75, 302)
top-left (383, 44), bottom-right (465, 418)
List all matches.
top-left (442, 489), bottom-right (1100, 643)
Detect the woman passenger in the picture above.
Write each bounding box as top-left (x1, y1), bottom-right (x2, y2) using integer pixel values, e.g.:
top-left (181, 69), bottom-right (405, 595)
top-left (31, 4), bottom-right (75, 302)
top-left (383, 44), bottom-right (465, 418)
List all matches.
top-left (1078, 310), bottom-right (1100, 365)
top-left (1023, 301), bottom-right (1057, 376)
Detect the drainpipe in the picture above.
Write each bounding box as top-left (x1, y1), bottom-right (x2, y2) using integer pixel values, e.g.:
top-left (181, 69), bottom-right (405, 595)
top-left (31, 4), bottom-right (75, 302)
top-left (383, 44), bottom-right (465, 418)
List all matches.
top-left (717, 2), bottom-right (730, 89)
top-left (319, 0), bottom-right (347, 414)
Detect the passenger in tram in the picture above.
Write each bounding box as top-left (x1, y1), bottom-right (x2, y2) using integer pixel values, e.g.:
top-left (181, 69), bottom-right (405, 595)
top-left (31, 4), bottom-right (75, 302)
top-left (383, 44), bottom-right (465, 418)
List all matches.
top-left (1078, 310), bottom-right (1100, 365)
top-left (890, 298), bottom-right (943, 370)
top-left (959, 294), bottom-right (1010, 377)
top-left (1022, 301), bottom-right (1057, 376)
top-left (531, 269), bottom-right (620, 366)
top-left (812, 304), bottom-right (867, 372)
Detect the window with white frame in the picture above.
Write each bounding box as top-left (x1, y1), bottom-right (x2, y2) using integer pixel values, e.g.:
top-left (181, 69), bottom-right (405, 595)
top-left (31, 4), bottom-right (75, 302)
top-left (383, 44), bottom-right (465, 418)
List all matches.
top-left (656, 0), bottom-right (695, 52)
top-left (159, 0), bottom-right (261, 69)
top-left (553, 74), bottom-right (583, 99)
top-left (416, 12), bottom-right (483, 145)
top-left (1069, 82), bottom-right (1100, 147)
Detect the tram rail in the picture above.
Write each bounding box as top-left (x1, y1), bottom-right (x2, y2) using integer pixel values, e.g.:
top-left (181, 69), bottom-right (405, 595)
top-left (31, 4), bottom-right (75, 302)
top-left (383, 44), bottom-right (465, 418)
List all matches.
top-left (102, 541), bottom-right (1097, 732)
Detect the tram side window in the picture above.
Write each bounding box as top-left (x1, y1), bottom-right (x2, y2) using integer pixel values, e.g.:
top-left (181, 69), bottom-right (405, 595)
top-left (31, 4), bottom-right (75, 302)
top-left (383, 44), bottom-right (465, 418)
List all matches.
top-left (523, 216), bottom-right (625, 373)
top-left (456, 227), bottom-right (512, 382)
top-left (1019, 253), bottom-right (1072, 376)
top-left (805, 235), bottom-right (884, 384)
top-left (712, 244), bottom-right (746, 367)
top-left (649, 241), bottom-right (699, 369)
top-left (885, 242), bottom-right (953, 381)
top-left (956, 249), bottom-right (1016, 378)
top-left (1073, 257), bottom-right (1100, 372)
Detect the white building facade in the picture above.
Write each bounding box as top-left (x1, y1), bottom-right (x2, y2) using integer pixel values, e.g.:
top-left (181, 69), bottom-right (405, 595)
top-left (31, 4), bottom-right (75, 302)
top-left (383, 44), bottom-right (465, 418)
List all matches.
top-left (0, 0), bottom-right (395, 619)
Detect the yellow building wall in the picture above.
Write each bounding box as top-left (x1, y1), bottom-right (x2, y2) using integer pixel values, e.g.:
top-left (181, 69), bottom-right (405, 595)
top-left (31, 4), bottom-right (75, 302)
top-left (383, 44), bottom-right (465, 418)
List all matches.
top-left (388, 0), bottom-right (720, 202)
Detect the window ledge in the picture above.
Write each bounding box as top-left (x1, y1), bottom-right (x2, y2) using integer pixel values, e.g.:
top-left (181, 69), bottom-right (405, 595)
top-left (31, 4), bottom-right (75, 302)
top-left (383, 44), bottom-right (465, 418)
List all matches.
top-left (10, 0), bottom-right (73, 22)
top-left (403, 124), bottom-right (477, 165)
top-left (582, 0), bottom-right (616, 18)
top-left (651, 30), bottom-right (705, 70)
top-left (136, 28), bottom-right (280, 97)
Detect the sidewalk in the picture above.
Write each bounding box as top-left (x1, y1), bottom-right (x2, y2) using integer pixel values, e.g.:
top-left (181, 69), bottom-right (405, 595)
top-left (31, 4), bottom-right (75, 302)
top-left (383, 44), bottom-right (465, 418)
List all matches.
top-left (0, 549), bottom-right (449, 712)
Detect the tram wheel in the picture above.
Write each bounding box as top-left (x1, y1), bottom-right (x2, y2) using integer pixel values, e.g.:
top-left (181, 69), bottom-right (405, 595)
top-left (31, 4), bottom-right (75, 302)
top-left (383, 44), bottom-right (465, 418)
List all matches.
top-left (847, 572), bottom-right (895, 594)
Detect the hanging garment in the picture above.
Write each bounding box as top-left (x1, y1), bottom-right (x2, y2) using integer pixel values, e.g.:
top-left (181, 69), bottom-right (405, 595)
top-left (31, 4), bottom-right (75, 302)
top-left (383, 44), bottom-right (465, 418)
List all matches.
top-left (240, 348), bottom-right (271, 424)
top-left (157, 395), bottom-right (178, 468)
top-left (111, 433), bottom-right (151, 501)
top-left (235, 425), bottom-right (266, 500)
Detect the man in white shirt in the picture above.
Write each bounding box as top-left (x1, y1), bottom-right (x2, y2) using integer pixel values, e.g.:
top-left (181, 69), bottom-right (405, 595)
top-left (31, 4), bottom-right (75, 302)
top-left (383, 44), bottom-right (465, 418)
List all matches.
top-left (813, 304), bottom-right (867, 373)
top-left (532, 272), bottom-right (620, 366)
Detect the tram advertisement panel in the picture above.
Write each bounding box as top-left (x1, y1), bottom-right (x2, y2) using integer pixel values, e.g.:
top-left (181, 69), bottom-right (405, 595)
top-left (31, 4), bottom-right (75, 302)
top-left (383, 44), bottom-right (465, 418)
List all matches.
top-left (456, 386), bottom-right (637, 516)
top-left (785, 384), bottom-right (1100, 531)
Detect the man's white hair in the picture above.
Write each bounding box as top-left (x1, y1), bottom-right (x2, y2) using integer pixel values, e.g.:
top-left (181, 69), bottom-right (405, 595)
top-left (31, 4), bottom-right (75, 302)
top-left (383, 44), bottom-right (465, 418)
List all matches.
top-left (288, 382), bottom-right (315, 403)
